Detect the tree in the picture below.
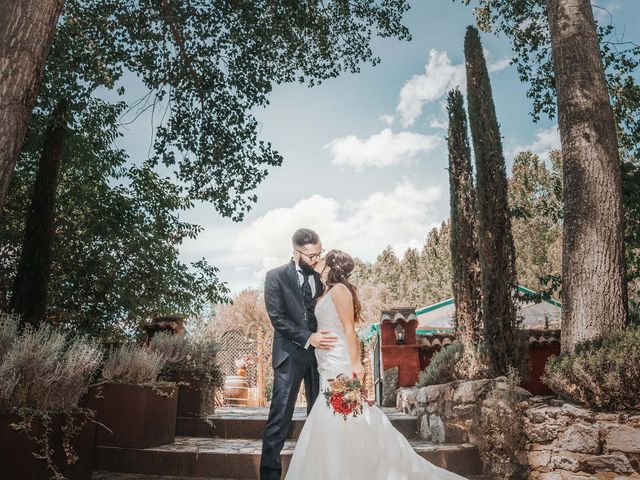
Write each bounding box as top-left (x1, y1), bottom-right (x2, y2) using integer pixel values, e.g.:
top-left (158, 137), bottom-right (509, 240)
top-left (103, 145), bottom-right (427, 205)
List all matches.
top-left (446, 88), bottom-right (482, 345)
top-left (509, 150), bottom-right (562, 294)
top-left (10, 100), bottom-right (69, 326)
top-left (0, 99), bottom-right (229, 339)
top-left (547, 0), bottom-right (628, 352)
top-left (1, 0), bottom-right (411, 331)
top-left (0, 0), bottom-right (64, 214)
top-left (1, 0), bottom-right (411, 221)
top-left (459, 0), bottom-right (640, 161)
top-left (465, 26), bottom-right (521, 375)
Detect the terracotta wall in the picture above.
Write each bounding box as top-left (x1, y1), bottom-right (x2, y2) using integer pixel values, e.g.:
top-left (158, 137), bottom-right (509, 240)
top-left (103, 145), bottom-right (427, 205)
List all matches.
top-left (380, 331), bottom-right (561, 395)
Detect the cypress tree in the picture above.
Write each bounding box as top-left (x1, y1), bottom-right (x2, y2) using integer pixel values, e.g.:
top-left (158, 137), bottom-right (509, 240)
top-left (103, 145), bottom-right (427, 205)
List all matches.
top-left (464, 26), bottom-right (521, 376)
top-left (446, 88), bottom-right (482, 347)
top-left (11, 100), bottom-right (68, 327)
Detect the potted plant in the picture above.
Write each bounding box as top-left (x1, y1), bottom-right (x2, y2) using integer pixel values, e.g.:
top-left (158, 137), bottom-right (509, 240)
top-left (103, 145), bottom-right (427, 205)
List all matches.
top-left (148, 333), bottom-right (223, 418)
top-left (85, 342), bottom-right (178, 448)
top-left (0, 313), bottom-right (101, 480)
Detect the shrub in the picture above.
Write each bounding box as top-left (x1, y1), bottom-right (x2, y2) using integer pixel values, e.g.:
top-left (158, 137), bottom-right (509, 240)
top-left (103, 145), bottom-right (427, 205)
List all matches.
top-left (477, 368), bottom-right (527, 479)
top-left (543, 327), bottom-right (640, 411)
top-left (0, 323), bottom-right (102, 412)
top-left (150, 333), bottom-right (222, 388)
top-left (102, 343), bottom-right (166, 384)
top-left (148, 332), bottom-right (190, 363)
top-left (417, 341), bottom-right (464, 387)
top-left (0, 312), bottom-right (19, 361)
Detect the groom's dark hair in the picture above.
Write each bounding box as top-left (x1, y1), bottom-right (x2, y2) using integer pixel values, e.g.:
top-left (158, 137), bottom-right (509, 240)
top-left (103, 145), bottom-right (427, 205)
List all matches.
top-left (292, 228), bottom-right (320, 247)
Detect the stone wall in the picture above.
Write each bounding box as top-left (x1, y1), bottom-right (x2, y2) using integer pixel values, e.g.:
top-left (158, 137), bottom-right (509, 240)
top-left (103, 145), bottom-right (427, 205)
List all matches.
top-left (399, 379), bottom-right (640, 479)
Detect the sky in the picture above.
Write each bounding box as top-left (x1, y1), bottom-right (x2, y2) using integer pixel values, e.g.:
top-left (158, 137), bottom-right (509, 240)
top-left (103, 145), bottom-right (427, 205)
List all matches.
top-left (115, 0), bottom-right (639, 296)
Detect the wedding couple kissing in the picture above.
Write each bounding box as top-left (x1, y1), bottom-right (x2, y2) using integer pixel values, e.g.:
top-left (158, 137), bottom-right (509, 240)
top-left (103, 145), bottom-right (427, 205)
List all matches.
top-left (259, 228), bottom-right (468, 480)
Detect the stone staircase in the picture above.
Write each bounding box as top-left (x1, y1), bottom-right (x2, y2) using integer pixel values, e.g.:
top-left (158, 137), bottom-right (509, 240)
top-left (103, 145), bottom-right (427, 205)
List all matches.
top-left (93, 406), bottom-right (482, 479)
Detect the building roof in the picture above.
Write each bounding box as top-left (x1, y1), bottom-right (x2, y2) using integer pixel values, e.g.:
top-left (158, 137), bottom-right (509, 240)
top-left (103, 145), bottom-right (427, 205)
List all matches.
top-left (415, 285), bottom-right (561, 332)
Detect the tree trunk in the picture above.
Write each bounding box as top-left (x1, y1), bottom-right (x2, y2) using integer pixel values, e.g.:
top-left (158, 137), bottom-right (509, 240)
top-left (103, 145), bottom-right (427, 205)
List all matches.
top-left (11, 100), bottom-right (68, 327)
top-left (547, 0), bottom-right (628, 354)
top-left (465, 26), bottom-right (521, 376)
top-left (446, 88), bottom-right (482, 346)
top-left (0, 0), bottom-right (64, 215)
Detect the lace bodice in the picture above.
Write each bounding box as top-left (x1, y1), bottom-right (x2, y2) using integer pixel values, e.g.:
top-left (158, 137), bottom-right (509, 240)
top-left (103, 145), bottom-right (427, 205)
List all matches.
top-left (314, 289), bottom-right (352, 389)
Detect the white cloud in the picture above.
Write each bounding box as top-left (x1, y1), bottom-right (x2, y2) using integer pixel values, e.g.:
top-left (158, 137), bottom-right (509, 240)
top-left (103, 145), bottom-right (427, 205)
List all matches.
top-left (488, 57), bottom-right (511, 72)
top-left (325, 128), bottom-right (441, 169)
top-left (429, 116), bottom-right (448, 130)
top-left (396, 50), bottom-right (466, 127)
top-left (225, 181), bottom-right (444, 284)
top-left (510, 125), bottom-right (561, 159)
top-left (394, 49), bottom-right (510, 128)
top-left (379, 114), bottom-right (395, 126)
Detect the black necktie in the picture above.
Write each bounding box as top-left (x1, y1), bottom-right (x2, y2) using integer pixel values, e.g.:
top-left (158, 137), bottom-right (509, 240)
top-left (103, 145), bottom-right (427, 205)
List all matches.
top-left (301, 274), bottom-right (313, 303)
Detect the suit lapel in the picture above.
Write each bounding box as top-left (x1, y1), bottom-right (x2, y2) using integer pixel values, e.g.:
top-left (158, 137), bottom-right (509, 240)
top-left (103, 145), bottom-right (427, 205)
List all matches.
top-left (287, 259), bottom-right (300, 291)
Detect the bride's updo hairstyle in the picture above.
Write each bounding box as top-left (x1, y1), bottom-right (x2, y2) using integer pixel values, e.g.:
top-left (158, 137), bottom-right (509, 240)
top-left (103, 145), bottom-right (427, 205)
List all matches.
top-left (324, 249), bottom-right (363, 324)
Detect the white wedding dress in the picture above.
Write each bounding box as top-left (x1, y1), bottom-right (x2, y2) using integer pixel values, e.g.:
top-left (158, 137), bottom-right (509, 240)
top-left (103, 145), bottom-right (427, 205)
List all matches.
top-left (285, 290), bottom-right (469, 480)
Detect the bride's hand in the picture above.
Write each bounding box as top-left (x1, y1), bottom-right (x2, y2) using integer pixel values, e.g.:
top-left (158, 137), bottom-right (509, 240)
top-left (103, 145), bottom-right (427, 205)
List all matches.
top-left (352, 362), bottom-right (365, 381)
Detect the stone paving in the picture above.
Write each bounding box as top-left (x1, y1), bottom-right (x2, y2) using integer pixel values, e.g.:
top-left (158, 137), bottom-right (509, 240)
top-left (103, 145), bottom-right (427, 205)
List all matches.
top-left (93, 472), bottom-right (493, 480)
top-left (212, 405), bottom-right (415, 420)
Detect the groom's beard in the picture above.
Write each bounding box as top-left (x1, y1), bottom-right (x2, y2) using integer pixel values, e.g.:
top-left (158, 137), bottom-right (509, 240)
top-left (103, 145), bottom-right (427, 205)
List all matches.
top-left (298, 258), bottom-right (316, 275)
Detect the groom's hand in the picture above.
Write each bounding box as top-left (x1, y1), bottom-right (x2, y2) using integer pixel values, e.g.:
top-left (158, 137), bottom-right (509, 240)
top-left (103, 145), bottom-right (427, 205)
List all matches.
top-left (309, 330), bottom-right (338, 350)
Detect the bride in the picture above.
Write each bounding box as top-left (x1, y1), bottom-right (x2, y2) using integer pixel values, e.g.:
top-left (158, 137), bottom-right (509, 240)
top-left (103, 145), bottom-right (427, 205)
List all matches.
top-left (285, 249), bottom-right (469, 480)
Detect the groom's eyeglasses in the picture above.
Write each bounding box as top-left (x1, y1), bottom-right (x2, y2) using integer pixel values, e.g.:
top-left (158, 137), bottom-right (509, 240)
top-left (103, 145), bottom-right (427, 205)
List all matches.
top-left (296, 249), bottom-right (325, 261)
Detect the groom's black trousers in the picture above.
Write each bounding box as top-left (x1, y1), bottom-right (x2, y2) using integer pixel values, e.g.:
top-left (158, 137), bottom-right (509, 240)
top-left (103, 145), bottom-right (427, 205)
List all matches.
top-left (260, 348), bottom-right (319, 480)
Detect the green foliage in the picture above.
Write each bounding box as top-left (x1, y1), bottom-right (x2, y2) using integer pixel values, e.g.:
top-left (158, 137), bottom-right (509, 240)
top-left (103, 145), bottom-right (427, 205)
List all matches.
top-left (417, 342), bottom-right (464, 387)
top-left (459, 0), bottom-right (640, 160)
top-left (508, 150), bottom-right (562, 295)
top-left (44, 0), bottom-right (411, 220)
top-left (353, 222), bottom-right (453, 309)
top-left (2, 0), bottom-right (412, 335)
top-left (543, 328), bottom-right (640, 411)
top-left (0, 322), bottom-right (102, 412)
top-left (477, 369), bottom-right (527, 479)
top-left (0, 102), bottom-right (230, 338)
top-left (446, 88), bottom-right (482, 344)
top-left (465, 26), bottom-right (520, 376)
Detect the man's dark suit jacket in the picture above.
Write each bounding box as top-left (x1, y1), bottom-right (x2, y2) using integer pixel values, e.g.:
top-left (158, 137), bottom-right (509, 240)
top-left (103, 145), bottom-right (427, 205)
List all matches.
top-left (264, 259), bottom-right (324, 368)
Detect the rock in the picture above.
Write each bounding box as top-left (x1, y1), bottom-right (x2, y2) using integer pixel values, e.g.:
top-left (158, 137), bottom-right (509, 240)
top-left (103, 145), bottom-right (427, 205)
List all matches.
top-left (416, 383), bottom-right (449, 404)
top-left (527, 421), bottom-right (563, 443)
top-left (444, 420), bottom-right (469, 443)
top-left (537, 473), bottom-right (564, 480)
top-left (420, 414), bottom-right (446, 443)
top-left (452, 403), bottom-right (476, 418)
top-left (528, 450), bottom-right (552, 468)
top-left (382, 366), bottom-right (399, 407)
top-left (554, 452), bottom-right (584, 472)
top-left (557, 423), bottom-right (601, 454)
top-left (581, 454), bottom-right (634, 474)
top-left (603, 424), bottom-right (640, 454)
top-left (453, 379), bottom-right (491, 403)
top-left (396, 387), bottom-right (418, 414)
top-left (416, 387), bottom-right (428, 404)
top-left (562, 403), bottom-right (593, 419)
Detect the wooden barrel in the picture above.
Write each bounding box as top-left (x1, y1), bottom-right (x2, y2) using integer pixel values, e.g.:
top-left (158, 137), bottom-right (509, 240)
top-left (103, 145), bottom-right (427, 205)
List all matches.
top-left (224, 375), bottom-right (249, 406)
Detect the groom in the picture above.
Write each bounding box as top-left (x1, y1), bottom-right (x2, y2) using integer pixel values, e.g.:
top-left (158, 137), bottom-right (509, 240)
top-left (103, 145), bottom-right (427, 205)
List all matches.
top-left (259, 228), bottom-right (338, 480)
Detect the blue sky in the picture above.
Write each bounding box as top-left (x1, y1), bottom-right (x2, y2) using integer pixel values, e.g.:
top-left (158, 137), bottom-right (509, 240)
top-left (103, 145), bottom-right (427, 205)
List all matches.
top-left (115, 0), bottom-right (639, 295)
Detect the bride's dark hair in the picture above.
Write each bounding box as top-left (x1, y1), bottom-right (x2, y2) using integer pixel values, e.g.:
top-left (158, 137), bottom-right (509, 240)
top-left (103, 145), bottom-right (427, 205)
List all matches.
top-left (324, 249), bottom-right (363, 324)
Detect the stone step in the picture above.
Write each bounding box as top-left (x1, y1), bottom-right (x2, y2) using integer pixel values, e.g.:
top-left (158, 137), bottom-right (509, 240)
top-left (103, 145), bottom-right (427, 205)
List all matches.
top-left (176, 406), bottom-right (418, 440)
top-left (94, 436), bottom-right (483, 479)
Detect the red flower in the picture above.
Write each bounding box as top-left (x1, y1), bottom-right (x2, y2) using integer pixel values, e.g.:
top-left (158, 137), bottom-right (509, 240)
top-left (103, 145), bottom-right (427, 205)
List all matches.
top-left (329, 392), bottom-right (354, 415)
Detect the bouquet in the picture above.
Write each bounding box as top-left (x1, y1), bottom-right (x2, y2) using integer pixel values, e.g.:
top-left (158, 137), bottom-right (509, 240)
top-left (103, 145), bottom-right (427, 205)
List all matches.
top-left (322, 374), bottom-right (369, 420)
